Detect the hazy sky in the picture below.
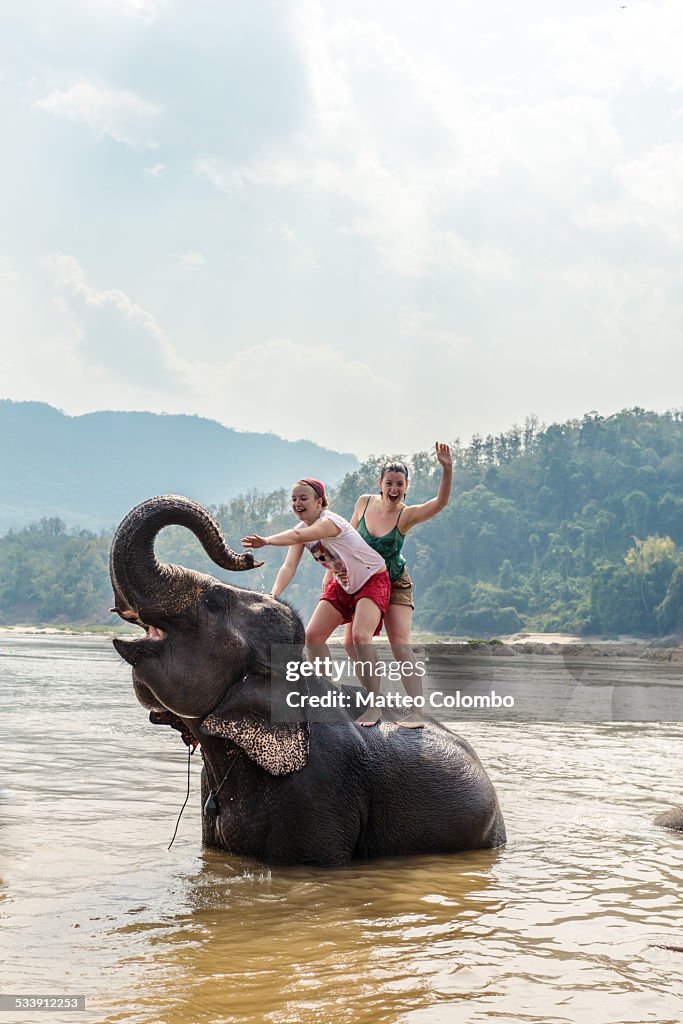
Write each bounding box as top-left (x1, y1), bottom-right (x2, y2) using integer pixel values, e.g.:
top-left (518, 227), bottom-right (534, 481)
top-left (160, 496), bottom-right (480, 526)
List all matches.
top-left (1, 0), bottom-right (682, 456)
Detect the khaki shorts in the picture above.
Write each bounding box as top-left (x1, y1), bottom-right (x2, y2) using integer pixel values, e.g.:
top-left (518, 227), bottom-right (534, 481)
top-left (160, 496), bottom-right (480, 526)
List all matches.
top-left (389, 568), bottom-right (414, 609)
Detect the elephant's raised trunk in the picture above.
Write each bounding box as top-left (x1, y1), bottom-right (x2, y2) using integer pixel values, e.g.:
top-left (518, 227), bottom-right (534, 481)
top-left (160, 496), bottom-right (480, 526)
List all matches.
top-left (110, 495), bottom-right (261, 620)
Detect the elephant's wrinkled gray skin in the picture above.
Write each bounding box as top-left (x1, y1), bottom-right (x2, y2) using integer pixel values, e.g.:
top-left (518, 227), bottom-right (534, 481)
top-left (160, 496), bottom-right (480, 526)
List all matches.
top-left (654, 807), bottom-right (683, 831)
top-left (110, 496), bottom-right (506, 866)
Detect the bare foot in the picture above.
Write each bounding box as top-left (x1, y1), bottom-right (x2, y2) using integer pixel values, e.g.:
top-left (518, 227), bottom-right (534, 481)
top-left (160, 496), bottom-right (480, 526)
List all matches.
top-left (355, 710), bottom-right (381, 727)
top-left (398, 713), bottom-right (425, 729)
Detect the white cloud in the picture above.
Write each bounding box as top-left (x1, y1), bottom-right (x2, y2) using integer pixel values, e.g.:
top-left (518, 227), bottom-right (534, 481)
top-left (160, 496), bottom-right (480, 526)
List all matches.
top-left (0, 259), bottom-right (138, 412)
top-left (180, 339), bottom-right (394, 451)
top-left (194, 9), bottom-right (627, 278)
top-left (10, 256), bottom-right (398, 452)
top-left (5, 0), bottom-right (683, 457)
top-left (0, 256), bottom-right (19, 289)
top-left (276, 225), bottom-right (319, 269)
top-left (579, 143), bottom-right (683, 241)
top-left (1, 256), bottom-right (193, 415)
top-left (486, 96), bottom-right (622, 180)
top-left (554, 260), bottom-right (683, 344)
top-left (399, 308), bottom-right (472, 353)
top-left (177, 250), bottom-right (207, 267)
top-left (194, 158), bottom-right (245, 193)
top-left (533, 0), bottom-right (683, 95)
top-left (36, 82), bottom-right (161, 149)
top-left (44, 254), bottom-right (186, 384)
top-left (114, 0), bottom-right (163, 22)
top-left (618, 144), bottom-right (683, 214)
top-left (91, 0), bottom-right (164, 23)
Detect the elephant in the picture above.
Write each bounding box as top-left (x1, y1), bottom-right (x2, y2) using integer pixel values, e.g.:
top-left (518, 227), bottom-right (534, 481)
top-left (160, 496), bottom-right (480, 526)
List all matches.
top-left (654, 807), bottom-right (683, 831)
top-left (110, 495), bottom-right (506, 866)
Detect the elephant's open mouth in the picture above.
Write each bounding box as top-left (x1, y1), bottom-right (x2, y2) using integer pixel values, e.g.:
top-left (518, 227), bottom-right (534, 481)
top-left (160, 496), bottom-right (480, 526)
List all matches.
top-left (113, 619), bottom-right (168, 666)
top-left (144, 624), bottom-right (167, 641)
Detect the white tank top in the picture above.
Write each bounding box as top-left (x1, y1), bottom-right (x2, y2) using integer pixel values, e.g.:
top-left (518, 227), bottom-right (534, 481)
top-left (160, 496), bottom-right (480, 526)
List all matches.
top-left (296, 510), bottom-right (387, 594)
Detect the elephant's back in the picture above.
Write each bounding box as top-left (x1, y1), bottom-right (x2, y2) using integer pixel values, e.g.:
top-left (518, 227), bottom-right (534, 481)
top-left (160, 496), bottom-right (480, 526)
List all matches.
top-left (357, 720), bottom-right (506, 856)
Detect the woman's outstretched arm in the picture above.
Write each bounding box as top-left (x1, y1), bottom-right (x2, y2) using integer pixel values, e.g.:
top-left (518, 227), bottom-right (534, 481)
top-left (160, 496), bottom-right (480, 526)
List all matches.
top-left (242, 517), bottom-right (340, 548)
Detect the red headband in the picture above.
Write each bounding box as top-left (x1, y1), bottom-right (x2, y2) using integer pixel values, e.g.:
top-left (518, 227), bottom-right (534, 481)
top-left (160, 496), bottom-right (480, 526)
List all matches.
top-left (299, 478), bottom-right (326, 502)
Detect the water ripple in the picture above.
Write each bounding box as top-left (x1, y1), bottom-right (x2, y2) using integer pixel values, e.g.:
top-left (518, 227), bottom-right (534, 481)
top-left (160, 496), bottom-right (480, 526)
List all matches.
top-left (1, 633), bottom-right (682, 1024)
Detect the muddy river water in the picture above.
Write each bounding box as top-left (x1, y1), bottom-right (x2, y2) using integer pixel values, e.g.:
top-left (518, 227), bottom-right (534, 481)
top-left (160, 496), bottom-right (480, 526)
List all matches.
top-left (1, 633), bottom-right (681, 1023)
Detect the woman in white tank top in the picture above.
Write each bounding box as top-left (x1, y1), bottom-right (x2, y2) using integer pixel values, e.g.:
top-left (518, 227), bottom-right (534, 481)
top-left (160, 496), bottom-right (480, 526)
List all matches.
top-left (242, 478), bottom-right (390, 725)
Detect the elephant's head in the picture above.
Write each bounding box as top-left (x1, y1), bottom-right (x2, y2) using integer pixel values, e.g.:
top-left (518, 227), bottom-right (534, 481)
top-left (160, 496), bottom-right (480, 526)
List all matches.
top-left (110, 495), bottom-right (305, 722)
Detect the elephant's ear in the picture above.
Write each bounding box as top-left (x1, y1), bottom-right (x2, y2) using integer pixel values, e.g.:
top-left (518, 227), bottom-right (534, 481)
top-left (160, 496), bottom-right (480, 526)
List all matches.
top-left (199, 675), bottom-right (308, 776)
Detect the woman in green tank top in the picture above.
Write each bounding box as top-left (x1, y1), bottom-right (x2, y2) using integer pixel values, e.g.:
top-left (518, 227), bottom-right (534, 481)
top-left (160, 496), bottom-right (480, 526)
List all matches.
top-left (345, 442), bottom-right (453, 726)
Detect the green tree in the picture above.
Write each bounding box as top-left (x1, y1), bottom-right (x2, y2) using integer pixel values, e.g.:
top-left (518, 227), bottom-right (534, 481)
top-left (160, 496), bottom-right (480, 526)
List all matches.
top-left (623, 490), bottom-right (650, 536)
top-left (498, 559), bottom-right (514, 589)
top-left (624, 535), bottom-right (677, 613)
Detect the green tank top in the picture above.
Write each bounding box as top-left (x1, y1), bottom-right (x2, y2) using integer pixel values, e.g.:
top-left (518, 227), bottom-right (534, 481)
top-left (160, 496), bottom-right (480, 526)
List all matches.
top-left (357, 498), bottom-right (407, 583)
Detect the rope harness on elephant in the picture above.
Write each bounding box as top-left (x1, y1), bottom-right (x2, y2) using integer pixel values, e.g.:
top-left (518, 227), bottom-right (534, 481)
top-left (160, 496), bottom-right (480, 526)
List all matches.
top-left (147, 702), bottom-right (240, 843)
top-left (202, 749), bottom-right (240, 819)
top-left (167, 743), bottom-right (195, 851)
top-left (164, 741), bottom-right (239, 850)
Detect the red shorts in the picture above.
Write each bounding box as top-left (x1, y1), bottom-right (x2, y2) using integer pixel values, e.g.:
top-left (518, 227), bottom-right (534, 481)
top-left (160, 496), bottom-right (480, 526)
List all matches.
top-left (320, 570), bottom-right (391, 635)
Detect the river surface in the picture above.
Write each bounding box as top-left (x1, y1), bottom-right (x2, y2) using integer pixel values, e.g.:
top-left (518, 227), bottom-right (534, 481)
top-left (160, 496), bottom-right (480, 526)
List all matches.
top-left (1, 633), bottom-right (682, 1024)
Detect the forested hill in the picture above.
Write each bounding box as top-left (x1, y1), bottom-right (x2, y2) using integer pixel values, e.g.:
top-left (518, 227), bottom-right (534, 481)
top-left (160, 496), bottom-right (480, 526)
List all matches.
top-left (2, 407), bottom-right (683, 637)
top-left (0, 400), bottom-right (358, 533)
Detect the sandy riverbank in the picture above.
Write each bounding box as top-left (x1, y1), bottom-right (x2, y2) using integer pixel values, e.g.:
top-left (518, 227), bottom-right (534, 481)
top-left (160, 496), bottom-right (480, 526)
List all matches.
top-left (502, 631), bottom-right (647, 646)
top-left (438, 635), bottom-right (683, 661)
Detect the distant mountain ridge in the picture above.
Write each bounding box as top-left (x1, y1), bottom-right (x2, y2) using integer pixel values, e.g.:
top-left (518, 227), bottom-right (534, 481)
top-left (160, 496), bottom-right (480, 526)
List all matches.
top-left (0, 401), bottom-right (358, 534)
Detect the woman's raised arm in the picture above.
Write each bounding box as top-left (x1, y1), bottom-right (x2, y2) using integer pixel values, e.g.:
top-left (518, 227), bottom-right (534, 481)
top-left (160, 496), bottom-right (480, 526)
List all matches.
top-left (400, 442), bottom-right (452, 532)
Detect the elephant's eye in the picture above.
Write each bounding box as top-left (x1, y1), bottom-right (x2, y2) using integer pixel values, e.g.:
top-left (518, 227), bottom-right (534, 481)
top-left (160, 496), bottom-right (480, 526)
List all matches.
top-left (203, 594), bottom-right (226, 615)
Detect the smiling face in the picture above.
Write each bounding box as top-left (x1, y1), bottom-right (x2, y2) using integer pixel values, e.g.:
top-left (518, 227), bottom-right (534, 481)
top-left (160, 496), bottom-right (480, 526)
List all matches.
top-left (291, 483), bottom-right (323, 524)
top-left (379, 469), bottom-right (409, 507)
